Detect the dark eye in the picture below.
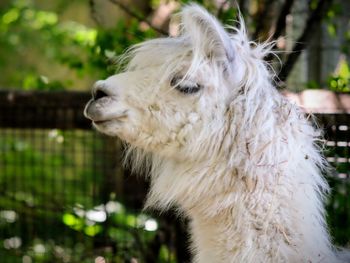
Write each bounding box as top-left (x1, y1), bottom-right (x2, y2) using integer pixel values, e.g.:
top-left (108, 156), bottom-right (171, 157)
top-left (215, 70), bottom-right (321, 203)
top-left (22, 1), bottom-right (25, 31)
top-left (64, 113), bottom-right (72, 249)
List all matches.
top-left (170, 76), bottom-right (202, 94)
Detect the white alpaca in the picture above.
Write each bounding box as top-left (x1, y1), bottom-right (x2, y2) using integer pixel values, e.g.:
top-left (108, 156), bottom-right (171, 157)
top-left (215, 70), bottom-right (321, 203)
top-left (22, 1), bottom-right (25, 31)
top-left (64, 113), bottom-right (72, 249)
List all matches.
top-left (84, 4), bottom-right (349, 263)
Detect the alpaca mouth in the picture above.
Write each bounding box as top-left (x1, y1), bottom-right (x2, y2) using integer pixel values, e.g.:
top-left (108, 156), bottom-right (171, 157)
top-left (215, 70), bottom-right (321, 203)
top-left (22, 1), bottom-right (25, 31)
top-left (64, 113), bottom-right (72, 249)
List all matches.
top-left (92, 114), bottom-right (128, 125)
top-left (84, 99), bottom-right (128, 124)
top-left (93, 120), bottom-right (110, 125)
top-left (93, 120), bottom-right (112, 127)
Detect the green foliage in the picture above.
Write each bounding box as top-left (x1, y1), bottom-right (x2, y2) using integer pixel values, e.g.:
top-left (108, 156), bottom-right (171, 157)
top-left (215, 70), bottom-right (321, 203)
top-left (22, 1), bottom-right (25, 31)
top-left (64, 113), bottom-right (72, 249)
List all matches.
top-left (325, 3), bottom-right (342, 37)
top-left (327, 60), bottom-right (350, 93)
top-left (306, 80), bottom-right (320, 89)
top-left (92, 19), bottom-right (157, 76)
top-left (1, 0), bottom-right (349, 92)
top-left (0, 0), bottom-right (93, 89)
top-left (217, 6), bottom-right (238, 25)
top-left (327, 176), bottom-right (350, 245)
top-left (0, 0), bottom-right (157, 90)
top-left (322, 2), bottom-right (350, 93)
top-left (0, 129), bottom-right (174, 262)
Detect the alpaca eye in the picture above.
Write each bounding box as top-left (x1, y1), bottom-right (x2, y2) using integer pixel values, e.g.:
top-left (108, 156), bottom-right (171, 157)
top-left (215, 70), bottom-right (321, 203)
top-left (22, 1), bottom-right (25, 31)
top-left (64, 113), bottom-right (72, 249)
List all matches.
top-left (170, 76), bottom-right (201, 94)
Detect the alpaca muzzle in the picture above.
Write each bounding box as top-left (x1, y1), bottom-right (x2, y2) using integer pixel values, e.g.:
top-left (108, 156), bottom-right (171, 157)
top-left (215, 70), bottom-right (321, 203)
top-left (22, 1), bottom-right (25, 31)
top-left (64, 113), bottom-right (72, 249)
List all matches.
top-left (84, 94), bottom-right (128, 126)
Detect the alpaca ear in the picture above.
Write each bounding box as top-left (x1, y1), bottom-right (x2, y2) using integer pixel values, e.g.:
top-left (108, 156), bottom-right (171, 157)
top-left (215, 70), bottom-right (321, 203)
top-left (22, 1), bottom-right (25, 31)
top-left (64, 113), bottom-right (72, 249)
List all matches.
top-left (180, 4), bottom-right (234, 63)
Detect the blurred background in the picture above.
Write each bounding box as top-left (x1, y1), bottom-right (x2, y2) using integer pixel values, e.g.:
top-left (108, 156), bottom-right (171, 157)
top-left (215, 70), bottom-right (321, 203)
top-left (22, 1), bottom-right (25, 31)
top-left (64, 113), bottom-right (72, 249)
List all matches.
top-left (0, 0), bottom-right (349, 262)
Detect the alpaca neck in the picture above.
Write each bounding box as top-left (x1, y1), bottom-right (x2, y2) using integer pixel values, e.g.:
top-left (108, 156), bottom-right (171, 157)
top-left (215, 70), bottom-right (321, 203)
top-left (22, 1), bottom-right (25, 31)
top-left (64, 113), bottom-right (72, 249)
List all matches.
top-left (148, 157), bottom-right (336, 263)
top-left (183, 165), bottom-right (336, 263)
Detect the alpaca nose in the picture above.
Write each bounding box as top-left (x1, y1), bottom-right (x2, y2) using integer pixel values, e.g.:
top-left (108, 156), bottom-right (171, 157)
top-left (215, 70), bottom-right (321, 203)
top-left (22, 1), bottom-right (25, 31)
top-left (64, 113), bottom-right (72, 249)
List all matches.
top-left (92, 81), bottom-right (109, 100)
top-left (94, 89), bottom-right (109, 100)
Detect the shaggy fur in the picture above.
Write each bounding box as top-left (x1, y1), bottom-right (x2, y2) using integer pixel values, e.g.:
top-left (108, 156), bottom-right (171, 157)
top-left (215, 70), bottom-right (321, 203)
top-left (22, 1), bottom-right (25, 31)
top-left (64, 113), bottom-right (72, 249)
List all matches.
top-left (84, 4), bottom-right (349, 263)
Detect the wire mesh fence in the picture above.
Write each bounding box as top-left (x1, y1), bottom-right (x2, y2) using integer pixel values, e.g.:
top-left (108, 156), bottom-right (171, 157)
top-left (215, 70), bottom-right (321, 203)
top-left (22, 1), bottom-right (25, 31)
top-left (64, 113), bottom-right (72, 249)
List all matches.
top-left (0, 91), bottom-right (349, 263)
top-left (0, 91), bottom-right (189, 263)
top-left (315, 113), bottom-right (350, 245)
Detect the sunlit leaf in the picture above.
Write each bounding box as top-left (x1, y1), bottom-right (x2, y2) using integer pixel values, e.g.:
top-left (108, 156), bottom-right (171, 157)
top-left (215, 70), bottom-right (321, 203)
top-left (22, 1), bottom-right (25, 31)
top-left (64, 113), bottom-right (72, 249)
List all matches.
top-left (2, 8), bottom-right (20, 24)
top-left (125, 214), bottom-right (137, 228)
top-left (62, 213), bottom-right (84, 231)
top-left (84, 225), bottom-right (102, 237)
top-left (62, 213), bottom-right (77, 226)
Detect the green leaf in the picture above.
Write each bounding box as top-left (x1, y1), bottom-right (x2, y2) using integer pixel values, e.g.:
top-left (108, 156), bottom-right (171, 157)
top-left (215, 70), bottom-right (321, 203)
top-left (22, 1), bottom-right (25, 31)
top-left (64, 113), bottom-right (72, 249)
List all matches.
top-left (62, 213), bottom-right (84, 231)
top-left (62, 213), bottom-right (77, 226)
top-left (2, 8), bottom-right (20, 24)
top-left (84, 225), bottom-right (102, 237)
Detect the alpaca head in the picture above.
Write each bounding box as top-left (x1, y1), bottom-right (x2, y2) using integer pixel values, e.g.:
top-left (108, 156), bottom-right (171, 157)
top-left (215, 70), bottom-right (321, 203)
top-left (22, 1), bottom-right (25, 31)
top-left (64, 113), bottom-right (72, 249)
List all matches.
top-left (84, 4), bottom-right (269, 162)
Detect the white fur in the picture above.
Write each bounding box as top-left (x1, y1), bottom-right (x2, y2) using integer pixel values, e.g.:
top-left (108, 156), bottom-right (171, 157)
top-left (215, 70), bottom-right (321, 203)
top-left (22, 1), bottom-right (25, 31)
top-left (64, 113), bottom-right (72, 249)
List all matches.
top-left (84, 4), bottom-right (349, 263)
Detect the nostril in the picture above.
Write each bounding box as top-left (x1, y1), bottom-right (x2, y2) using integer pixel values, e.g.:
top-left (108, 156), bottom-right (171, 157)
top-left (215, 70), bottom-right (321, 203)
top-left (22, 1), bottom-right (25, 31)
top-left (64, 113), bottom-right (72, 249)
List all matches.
top-left (94, 89), bottom-right (109, 100)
